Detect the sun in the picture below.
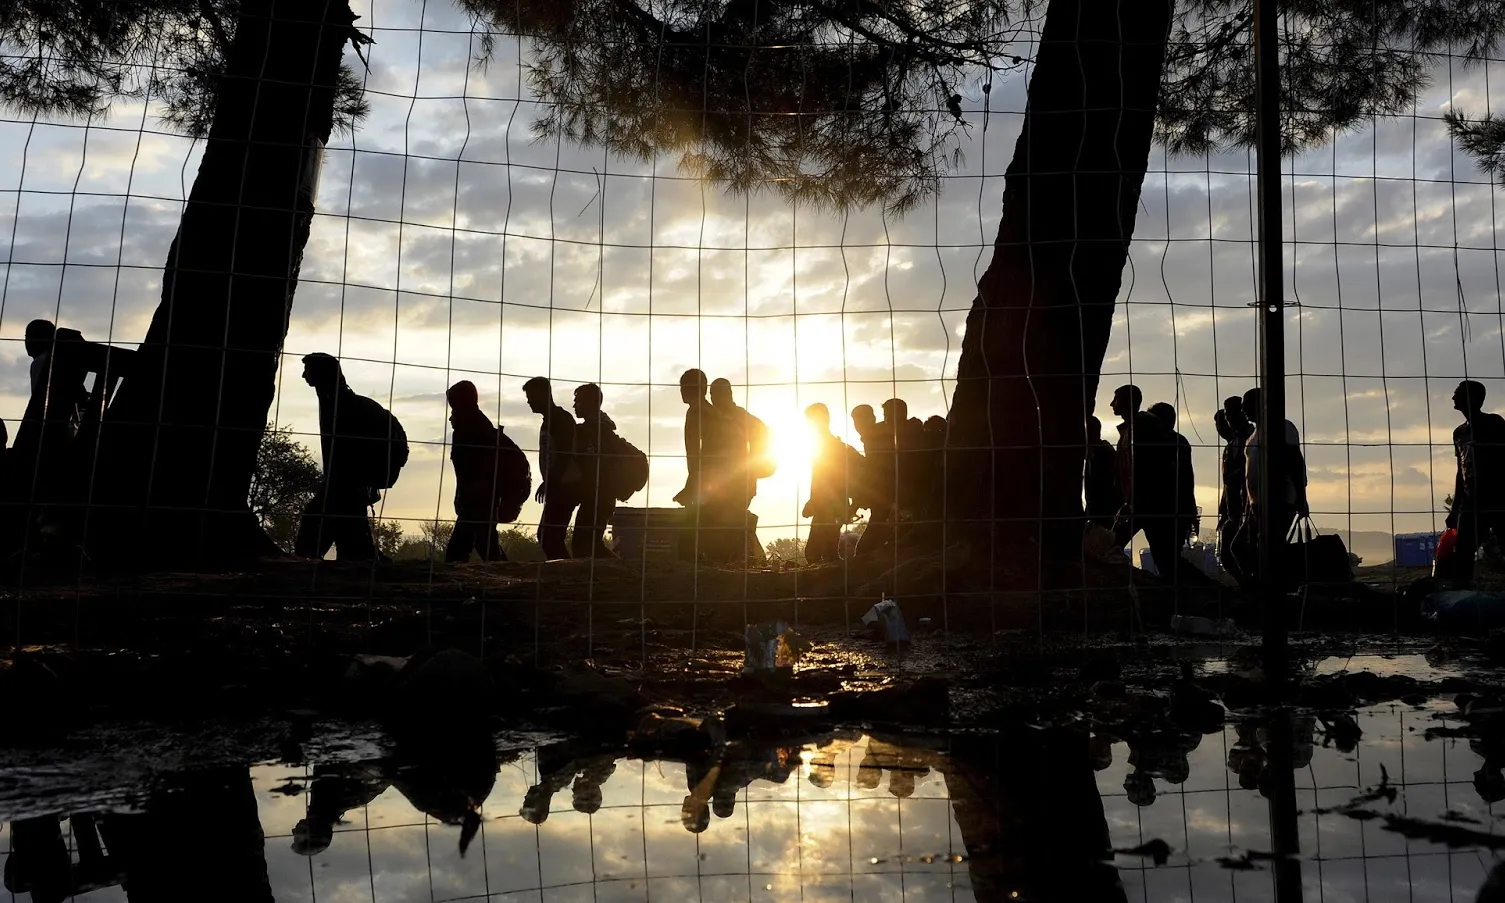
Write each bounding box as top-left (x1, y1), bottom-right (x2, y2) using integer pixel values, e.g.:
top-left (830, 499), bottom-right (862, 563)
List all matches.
top-left (769, 411), bottom-right (818, 478)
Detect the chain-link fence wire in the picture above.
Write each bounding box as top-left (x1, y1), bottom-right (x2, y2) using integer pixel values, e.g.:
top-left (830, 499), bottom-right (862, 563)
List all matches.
top-left (1, 3), bottom-right (1504, 669)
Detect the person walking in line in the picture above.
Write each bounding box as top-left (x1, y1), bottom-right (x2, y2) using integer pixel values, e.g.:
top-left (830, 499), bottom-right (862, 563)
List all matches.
top-left (1083, 416), bottom-right (1122, 533)
top-left (1447, 379), bottom-right (1505, 584)
top-left (710, 377), bottom-right (773, 565)
top-left (1110, 385), bottom-right (1182, 586)
top-left (674, 368), bottom-right (727, 562)
top-left (1214, 395), bottom-right (1254, 579)
top-left (802, 403), bottom-right (861, 563)
top-left (296, 353), bottom-right (408, 561)
top-left (525, 376), bottom-right (580, 560)
top-left (572, 383), bottom-right (620, 559)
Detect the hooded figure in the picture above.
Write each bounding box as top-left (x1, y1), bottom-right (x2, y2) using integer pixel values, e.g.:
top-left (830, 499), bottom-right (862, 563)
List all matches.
top-left (294, 353), bottom-right (387, 561)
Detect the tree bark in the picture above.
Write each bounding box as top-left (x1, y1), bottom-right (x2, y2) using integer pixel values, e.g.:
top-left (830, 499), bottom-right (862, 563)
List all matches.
top-left (945, 0), bottom-right (1173, 562)
top-left (91, 0), bottom-right (354, 566)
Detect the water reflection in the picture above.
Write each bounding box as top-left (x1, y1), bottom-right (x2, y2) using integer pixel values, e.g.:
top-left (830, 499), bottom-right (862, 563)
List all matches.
top-left (1098, 699), bottom-right (1502, 901)
top-left (3, 703), bottom-right (1505, 902)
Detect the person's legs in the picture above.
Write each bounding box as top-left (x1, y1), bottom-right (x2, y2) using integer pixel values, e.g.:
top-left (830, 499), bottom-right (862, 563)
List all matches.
top-left (539, 487), bottom-right (578, 560)
top-left (294, 484), bottom-right (335, 559)
top-left (481, 521), bottom-right (504, 561)
top-left (808, 519), bottom-right (839, 562)
top-left (1456, 508), bottom-right (1483, 585)
top-left (1142, 515), bottom-right (1183, 588)
top-left (329, 481), bottom-right (376, 561)
top-left (571, 487), bottom-right (617, 559)
top-left (446, 519), bottom-right (477, 563)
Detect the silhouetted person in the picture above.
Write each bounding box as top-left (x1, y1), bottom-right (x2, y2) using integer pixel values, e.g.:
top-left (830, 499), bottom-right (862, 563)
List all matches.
top-left (1214, 395), bottom-right (1255, 577)
top-left (856, 399), bottom-right (906, 556)
top-left (571, 758), bottom-right (618, 814)
top-left (294, 353), bottom-right (390, 561)
top-left (11, 320), bottom-right (88, 538)
top-left (1110, 385), bottom-right (1183, 586)
top-left (919, 415), bottom-right (947, 520)
top-left (4, 816), bottom-right (72, 903)
top-left (849, 404), bottom-right (879, 516)
top-left (292, 762), bottom-right (390, 856)
top-left (710, 377), bottom-right (769, 565)
top-left (1242, 387), bottom-right (1309, 547)
top-left (572, 383), bottom-right (619, 559)
top-left (675, 368), bottom-right (729, 561)
top-left (1448, 379), bottom-right (1505, 584)
top-left (803, 403), bottom-right (860, 563)
top-left (525, 376), bottom-right (580, 560)
top-left (444, 380), bottom-right (505, 563)
top-left (1149, 402), bottom-right (1198, 549)
top-left (1083, 416), bottom-right (1121, 532)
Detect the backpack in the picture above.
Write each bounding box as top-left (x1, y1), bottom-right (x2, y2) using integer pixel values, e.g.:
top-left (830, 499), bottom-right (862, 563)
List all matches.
top-left (746, 412), bottom-right (776, 479)
top-left (493, 427), bottom-right (532, 523)
top-left (343, 393), bottom-right (409, 489)
top-left (603, 432), bottom-right (649, 502)
top-left (374, 407), bottom-right (409, 489)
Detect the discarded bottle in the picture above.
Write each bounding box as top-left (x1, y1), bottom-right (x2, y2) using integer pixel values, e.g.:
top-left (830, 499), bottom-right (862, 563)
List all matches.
top-left (1168, 614), bottom-right (1238, 637)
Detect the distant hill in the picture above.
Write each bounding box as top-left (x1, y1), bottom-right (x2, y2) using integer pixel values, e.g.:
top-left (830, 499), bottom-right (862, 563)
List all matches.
top-left (1321, 529), bottom-right (1401, 565)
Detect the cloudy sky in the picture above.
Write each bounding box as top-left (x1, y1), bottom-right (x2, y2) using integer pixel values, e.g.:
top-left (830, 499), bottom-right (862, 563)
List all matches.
top-left (2, 1), bottom-right (1505, 547)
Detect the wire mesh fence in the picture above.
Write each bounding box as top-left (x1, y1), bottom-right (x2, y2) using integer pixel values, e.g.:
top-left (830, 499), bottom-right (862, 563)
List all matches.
top-left (5, 1), bottom-right (1505, 899)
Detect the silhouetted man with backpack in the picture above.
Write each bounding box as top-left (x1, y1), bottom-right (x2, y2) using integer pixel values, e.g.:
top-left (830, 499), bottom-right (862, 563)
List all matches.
top-left (710, 377), bottom-right (774, 565)
top-left (803, 403), bottom-right (861, 563)
top-left (572, 383), bottom-right (621, 559)
top-left (525, 376), bottom-right (580, 560)
top-left (1448, 379), bottom-right (1505, 584)
top-left (444, 380), bottom-right (530, 563)
top-left (296, 353), bottom-right (408, 561)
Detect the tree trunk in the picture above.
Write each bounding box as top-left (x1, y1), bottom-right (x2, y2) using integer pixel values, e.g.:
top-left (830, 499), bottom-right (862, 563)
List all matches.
top-left (92, 0), bottom-right (354, 566)
top-left (945, 0), bottom-right (1173, 562)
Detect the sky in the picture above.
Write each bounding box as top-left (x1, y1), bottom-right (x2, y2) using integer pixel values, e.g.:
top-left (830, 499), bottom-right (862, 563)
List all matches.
top-left (3, 1), bottom-right (1505, 548)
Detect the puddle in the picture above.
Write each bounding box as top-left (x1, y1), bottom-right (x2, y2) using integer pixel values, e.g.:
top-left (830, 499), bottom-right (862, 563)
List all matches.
top-left (1098, 699), bottom-right (1505, 901)
top-left (4, 672), bottom-right (1505, 900)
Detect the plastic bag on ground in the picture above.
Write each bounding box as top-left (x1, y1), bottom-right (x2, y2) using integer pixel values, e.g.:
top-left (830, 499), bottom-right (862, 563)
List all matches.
top-left (861, 597), bottom-right (911, 643)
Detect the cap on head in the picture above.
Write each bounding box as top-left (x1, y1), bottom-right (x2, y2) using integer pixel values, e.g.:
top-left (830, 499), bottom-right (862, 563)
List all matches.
top-left (447, 380), bottom-right (479, 408)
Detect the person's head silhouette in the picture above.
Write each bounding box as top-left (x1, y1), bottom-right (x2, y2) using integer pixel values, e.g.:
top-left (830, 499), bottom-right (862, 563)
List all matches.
top-left (447, 380), bottom-right (479, 409)
top-left (523, 376), bottom-right (552, 414)
top-left (301, 353), bottom-right (346, 392)
top-left (679, 369), bottom-right (708, 405)
top-left (1110, 385), bottom-right (1142, 420)
top-left (1455, 380), bottom-right (1488, 418)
